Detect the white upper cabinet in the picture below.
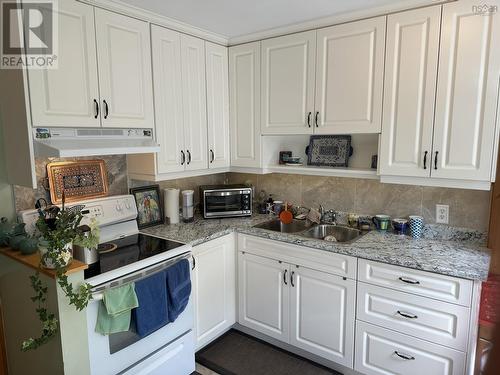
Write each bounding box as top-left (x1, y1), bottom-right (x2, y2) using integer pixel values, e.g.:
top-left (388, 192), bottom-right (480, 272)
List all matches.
top-left (229, 42), bottom-right (262, 168)
top-left (206, 42), bottom-right (230, 169)
top-left (261, 31), bottom-right (316, 134)
top-left (181, 34), bottom-right (208, 171)
top-left (432, 0), bottom-right (500, 181)
top-left (95, 8), bottom-right (154, 128)
top-left (151, 26), bottom-right (185, 174)
top-left (379, 6), bottom-right (441, 177)
top-left (315, 17), bottom-right (385, 134)
top-left (28, 1), bottom-right (100, 127)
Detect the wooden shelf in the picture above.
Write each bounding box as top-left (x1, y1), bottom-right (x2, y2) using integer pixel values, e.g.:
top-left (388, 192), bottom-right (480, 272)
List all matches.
top-left (0, 247), bottom-right (88, 279)
top-left (267, 164), bottom-right (379, 179)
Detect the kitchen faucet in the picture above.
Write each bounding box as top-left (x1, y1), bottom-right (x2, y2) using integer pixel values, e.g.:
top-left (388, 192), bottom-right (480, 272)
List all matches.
top-left (319, 204), bottom-right (336, 225)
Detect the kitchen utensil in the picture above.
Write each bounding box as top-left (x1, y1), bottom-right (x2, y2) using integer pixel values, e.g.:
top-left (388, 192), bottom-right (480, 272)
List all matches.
top-left (164, 188), bottom-right (180, 224)
top-left (182, 190), bottom-right (194, 223)
top-left (409, 215), bottom-right (424, 238)
top-left (35, 198), bottom-right (49, 217)
top-left (372, 214), bottom-right (391, 231)
top-left (392, 218), bottom-right (408, 235)
top-left (279, 203), bottom-right (293, 225)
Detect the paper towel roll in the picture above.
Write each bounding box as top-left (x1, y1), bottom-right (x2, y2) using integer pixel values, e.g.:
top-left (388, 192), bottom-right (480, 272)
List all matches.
top-left (164, 188), bottom-right (180, 224)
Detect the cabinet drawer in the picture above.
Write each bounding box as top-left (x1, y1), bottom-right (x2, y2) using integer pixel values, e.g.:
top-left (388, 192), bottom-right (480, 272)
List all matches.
top-left (357, 282), bottom-right (470, 351)
top-left (238, 234), bottom-right (356, 279)
top-left (358, 259), bottom-right (473, 306)
top-left (355, 321), bottom-right (466, 375)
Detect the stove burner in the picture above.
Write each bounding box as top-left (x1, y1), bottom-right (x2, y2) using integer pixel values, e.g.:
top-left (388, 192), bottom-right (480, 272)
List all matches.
top-left (84, 233), bottom-right (185, 280)
top-left (98, 243), bottom-right (118, 254)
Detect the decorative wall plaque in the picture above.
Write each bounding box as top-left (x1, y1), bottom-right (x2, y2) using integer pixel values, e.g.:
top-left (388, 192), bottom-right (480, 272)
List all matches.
top-left (47, 160), bottom-right (109, 204)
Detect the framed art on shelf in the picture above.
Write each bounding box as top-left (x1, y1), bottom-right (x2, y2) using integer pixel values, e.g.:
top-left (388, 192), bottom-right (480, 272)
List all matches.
top-left (306, 135), bottom-right (352, 167)
top-left (130, 185), bottom-right (163, 228)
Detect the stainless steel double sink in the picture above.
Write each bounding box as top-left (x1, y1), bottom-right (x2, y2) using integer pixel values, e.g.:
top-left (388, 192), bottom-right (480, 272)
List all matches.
top-left (253, 219), bottom-right (367, 243)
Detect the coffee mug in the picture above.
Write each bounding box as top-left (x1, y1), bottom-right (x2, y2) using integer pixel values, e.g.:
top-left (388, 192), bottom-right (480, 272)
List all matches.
top-left (272, 201), bottom-right (284, 215)
top-left (408, 215), bottom-right (424, 238)
top-left (372, 214), bottom-right (390, 231)
top-left (392, 218), bottom-right (408, 235)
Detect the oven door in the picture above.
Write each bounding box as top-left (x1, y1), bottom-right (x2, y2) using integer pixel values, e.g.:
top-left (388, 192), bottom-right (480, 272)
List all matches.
top-left (85, 259), bottom-right (194, 375)
top-left (204, 190), bottom-right (249, 217)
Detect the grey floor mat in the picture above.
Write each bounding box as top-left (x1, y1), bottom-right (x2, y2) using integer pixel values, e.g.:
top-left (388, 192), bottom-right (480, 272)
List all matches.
top-left (196, 330), bottom-right (341, 375)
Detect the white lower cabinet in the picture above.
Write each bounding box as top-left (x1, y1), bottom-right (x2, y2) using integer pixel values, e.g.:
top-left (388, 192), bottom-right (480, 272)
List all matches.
top-left (355, 321), bottom-right (466, 375)
top-left (238, 252), bottom-right (290, 342)
top-left (192, 235), bottom-right (236, 350)
top-left (237, 235), bottom-right (356, 366)
top-left (290, 266), bottom-right (356, 367)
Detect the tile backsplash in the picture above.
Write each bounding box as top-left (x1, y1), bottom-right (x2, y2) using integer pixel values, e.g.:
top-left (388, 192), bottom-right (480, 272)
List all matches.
top-left (227, 173), bottom-right (492, 232)
top-left (12, 157), bottom-right (492, 233)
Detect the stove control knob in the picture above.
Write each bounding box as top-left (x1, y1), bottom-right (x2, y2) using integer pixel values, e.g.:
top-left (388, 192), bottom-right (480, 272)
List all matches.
top-left (115, 204), bottom-right (122, 212)
top-left (125, 202), bottom-right (131, 209)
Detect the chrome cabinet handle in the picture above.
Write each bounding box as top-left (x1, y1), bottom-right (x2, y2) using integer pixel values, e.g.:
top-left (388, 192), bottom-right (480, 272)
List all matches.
top-left (399, 276), bottom-right (420, 285)
top-left (180, 150), bottom-right (185, 165)
top-left (210, 149), bottom-right (214, 163)
top-left (307, 112), bottom-right (312, 127)
top-left (290, 271), bottom-right (295, 287)
top-left (103, 100), bottom-right (109, 119)
top-left (315, 111), bottom-right (319, 127)
top-left (187, 150), bottom-right (191, 165)
top-left (394, 351), bottom-right (415, 360)
top-left (93, 99), bottom-right (99, 119)
top-left (423, 151), bottom-right (428, 169)
top-left (283, 269), bottom-right (288, 285)
top-left (434, 151), bottom-right (438, 170)
top-left (397, 310), bottom-right (418, 319)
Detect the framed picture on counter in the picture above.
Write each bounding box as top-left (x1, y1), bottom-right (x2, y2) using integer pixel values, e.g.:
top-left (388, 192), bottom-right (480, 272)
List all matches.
top-left (130, 185), bottom-right (163, 228)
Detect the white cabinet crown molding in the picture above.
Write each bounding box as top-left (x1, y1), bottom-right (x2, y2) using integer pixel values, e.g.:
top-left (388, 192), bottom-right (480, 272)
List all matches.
top-left (228, 0), bottom-right (452, 45)
top-left (78, 0), bottom-right (229, 45)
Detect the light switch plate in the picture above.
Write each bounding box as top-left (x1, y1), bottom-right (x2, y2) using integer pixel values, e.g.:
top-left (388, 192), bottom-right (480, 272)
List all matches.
top-left (436, 204), bottom-right (449, 224)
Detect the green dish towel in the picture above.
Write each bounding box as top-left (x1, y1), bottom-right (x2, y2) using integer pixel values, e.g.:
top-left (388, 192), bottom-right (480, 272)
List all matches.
top-left (95, 283), bottom-right (139, 335)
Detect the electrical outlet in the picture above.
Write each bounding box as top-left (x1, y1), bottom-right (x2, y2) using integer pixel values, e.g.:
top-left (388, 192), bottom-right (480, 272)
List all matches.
top-left (436, 204), bottom-right (449, 224)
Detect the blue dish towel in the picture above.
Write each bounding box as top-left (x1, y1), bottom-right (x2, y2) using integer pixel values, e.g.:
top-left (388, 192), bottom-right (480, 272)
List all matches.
top-left (132, 271), bottom-right (169, 338)
top-left (165, 259), bottom-right (191, 322)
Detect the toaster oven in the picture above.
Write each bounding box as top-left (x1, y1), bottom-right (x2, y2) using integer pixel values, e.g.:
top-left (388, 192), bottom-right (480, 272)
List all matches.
top-left (200, 184), bottom-right (252, 219)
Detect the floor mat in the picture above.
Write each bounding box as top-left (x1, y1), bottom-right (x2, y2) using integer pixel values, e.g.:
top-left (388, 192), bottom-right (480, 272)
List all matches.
top-left (196, 330), bottom-right (341, 375)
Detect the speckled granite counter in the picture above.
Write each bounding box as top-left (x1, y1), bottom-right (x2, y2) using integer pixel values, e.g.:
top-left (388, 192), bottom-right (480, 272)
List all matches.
top-left (141, 214), bottom-right (490, 281)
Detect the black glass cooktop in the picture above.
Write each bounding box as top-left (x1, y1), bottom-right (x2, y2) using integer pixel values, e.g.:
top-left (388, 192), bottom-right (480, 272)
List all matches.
top-left (84, 233), bottom-right (185, 279)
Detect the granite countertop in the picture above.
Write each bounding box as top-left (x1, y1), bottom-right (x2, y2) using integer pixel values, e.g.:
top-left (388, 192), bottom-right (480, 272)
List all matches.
top-left (141, 214), bottom-right (491, 281)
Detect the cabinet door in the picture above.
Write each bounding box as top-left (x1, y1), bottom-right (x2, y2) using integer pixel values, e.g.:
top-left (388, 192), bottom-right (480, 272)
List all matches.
top-left (206, 42), bottom-right (230, 169)
top-left (95, 9), bottom-right (154, 128)
top-left (379, 7), bottom-right (441, 177)
top-left (151, 26), bottom-right (185, 174)
top-left (192, 236), bottom-right (236, 350)
top-left (238, 252), bottom-right (290, 342)
top-left (229, 42), bottom-right (262, 168)
top-left (290, 266), bottom-right (355, 367)
top-left (181, 35), bottom-right (208, 171)
top-left (315, 17), bottom-right (385, 134)
top-left (432, 0), bottom-right (500, 181)
top-left (28, 1), bottom-right (100, 127)
top-left (261, 31), bottom-right (316, 134)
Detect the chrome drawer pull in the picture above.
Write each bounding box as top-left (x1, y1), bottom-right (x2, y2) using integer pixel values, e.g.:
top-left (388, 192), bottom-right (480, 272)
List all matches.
top-left (394, 351), bottom-right (415, 360)
top-left (397, 310), bottom-right (418, 319)
top-left (398, 276), bottom-right (420, 285)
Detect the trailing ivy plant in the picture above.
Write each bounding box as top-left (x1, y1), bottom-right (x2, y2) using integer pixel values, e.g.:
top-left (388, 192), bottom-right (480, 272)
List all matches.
top-left (21, 205), bottom-right (98, 351)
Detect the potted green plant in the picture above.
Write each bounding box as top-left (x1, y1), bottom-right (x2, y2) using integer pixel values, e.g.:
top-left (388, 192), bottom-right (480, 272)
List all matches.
top-left (21, 202), bottom-right (99, 351)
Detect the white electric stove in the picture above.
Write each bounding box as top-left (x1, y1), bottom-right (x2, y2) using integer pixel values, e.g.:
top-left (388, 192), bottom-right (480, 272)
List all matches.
top-left (19, 195), bottom-right (195, 375)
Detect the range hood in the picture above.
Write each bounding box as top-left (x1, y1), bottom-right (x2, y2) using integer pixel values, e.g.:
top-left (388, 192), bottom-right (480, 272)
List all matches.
top-left (33, 128), bottom-right (160, 158)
